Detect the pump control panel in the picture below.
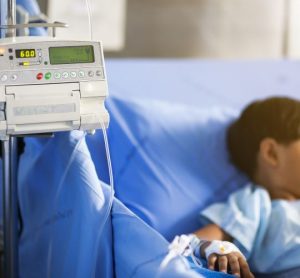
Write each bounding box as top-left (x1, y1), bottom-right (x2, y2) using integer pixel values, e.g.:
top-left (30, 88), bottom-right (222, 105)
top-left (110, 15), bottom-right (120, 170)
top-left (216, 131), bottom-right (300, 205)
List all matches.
top-left (0, 36), bottom-right (109, 137)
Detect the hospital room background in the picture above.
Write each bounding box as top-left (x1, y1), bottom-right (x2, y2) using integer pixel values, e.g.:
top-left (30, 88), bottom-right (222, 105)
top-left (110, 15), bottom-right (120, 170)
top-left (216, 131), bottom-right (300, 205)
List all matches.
top-left (1, 0), bottom-right (300, 277)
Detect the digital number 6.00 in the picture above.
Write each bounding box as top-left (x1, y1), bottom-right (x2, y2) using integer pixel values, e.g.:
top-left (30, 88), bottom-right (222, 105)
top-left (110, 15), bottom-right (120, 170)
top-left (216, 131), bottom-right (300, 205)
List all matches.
top-left (20, 50), bottom-right (35, 58)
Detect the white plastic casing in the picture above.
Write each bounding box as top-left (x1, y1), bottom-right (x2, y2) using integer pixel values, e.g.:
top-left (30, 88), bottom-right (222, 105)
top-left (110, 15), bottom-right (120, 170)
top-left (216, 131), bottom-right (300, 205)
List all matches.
top-left (0, 37), bottom-right (109, 138)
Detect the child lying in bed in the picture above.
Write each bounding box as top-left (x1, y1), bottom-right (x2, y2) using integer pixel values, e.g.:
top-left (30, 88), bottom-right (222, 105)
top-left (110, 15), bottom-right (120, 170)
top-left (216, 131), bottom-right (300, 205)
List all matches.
top-left (194, 97), bottom-right (300, 277)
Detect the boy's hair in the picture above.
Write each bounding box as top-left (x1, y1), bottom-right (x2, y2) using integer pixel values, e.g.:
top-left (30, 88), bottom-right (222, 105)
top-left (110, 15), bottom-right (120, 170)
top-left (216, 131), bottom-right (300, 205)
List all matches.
top-left (227, 97), bottom-right (300, 179)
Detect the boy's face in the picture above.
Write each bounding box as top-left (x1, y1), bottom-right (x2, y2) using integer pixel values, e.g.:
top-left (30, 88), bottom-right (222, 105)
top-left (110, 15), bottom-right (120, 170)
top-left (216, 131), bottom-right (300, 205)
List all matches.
top-left (256, 138), bottom-right (300, 199)
top-left (276, 139), bottom-right (300, 197)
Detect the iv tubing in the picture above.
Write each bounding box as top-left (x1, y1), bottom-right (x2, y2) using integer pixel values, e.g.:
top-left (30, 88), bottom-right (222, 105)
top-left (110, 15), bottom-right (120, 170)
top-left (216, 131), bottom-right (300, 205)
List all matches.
top-left (100, 121), bottom-right (114, 224)
top-left (85, 0), bottom-right (93, 40)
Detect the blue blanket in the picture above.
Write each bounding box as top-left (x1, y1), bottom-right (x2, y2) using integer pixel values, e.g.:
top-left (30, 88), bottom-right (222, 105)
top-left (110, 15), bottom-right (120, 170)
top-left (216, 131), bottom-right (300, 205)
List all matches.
top-left (17, 131), bottom-right (233, 278)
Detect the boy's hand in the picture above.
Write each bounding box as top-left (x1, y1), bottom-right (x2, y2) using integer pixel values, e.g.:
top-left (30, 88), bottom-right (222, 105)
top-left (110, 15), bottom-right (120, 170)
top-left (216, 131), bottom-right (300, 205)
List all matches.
top-left (201, 241), bottom-right (254, 278)
top-left (207, 252), bottom-right (254, 278)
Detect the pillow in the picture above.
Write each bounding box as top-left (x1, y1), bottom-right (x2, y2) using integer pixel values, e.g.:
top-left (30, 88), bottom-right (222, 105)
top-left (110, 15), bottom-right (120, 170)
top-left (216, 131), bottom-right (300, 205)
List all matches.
top-left (87, 96), bottom-right (249, 240)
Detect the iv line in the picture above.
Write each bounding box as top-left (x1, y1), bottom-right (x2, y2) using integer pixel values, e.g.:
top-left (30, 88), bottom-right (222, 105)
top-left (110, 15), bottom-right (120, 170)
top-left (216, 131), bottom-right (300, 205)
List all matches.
top-left (85, 0), bottom-right (93, 40)
top-left (100, 121), bottom-right (114, 223)
top-left (101, 122), bottom-right (114, 193)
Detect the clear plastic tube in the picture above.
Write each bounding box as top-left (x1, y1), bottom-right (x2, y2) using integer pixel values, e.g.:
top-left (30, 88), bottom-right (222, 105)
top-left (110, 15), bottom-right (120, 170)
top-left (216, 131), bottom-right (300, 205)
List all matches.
top-left (85, 0), bottom-right (94, 40)
top-left (100, 121), bottom-right (114, 224)
top-left (90, 124), bottom-right (114, 277)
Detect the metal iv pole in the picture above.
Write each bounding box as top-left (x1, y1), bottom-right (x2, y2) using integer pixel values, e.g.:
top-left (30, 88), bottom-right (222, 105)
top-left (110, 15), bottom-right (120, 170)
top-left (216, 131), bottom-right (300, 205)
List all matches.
top-left (0, 3), bottom-right (67, 276)
top-left (1, 1), bottom-right (19, 277)
top-left (2, 138), bottom-right (18, 278)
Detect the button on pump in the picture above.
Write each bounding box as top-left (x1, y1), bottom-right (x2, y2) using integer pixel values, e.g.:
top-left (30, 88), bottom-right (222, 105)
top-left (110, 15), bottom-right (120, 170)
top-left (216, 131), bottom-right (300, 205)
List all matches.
top-left (1, 75), bottom-right (8, 82)
top-left (70, 71), bottom-right (77, 78)
top-left (36, 73), bottom-right (43, 80)
top-left (11, 74), bottom-right (17, 81)
top-left (88, 71), bottom-right (94, 77)
top-left (54, 72), bottom-right (61, 79)
top-left (62, 72), bottom-right (69, 79)
top-left (45, 72), bottom-right (52, 80)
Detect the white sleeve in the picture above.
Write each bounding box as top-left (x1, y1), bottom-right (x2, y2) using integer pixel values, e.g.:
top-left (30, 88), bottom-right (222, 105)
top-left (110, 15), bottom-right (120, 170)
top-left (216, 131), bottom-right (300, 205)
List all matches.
top-left (199, 184), bottom-right (271, 258)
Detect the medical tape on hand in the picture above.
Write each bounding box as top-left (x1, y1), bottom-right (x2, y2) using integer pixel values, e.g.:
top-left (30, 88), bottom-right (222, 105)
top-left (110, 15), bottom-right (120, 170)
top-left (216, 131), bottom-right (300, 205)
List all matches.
top-left (204, 240), bottom-right (245, 260)
top-left (160, 234), bottom-right (202, 269)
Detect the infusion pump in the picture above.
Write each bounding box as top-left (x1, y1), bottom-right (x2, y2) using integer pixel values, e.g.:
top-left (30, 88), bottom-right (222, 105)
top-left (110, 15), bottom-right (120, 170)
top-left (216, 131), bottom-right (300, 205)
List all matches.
top-left (0, 36), bottom-right (109, 138)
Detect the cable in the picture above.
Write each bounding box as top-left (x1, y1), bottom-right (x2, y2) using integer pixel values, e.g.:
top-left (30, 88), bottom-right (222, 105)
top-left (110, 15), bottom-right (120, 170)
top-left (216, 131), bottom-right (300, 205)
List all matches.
top-left (85, 0), bottom-right (94, 40)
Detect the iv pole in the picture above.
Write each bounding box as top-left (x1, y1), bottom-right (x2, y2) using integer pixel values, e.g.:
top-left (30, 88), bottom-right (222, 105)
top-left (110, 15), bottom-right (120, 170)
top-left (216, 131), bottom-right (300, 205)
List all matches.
top-left (0, 2), bottom-right (67, 276)
top-left (1, 0), bottom-right (19, 277)
top-left (2, 138), bottom-right (18, 278)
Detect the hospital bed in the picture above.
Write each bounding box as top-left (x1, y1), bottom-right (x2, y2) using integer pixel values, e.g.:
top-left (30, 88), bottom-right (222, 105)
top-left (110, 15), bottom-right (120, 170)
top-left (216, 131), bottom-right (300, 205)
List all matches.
top-left (17, 61), bottom-right (300, 278)
top-left (95, 60), bottom-right (300, 278)
top-left (2, 0), bottom-right (300, 277)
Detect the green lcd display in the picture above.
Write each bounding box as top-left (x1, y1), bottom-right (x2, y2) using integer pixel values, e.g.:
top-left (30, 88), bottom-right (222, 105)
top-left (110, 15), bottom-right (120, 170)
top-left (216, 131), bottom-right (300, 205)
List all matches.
top-left (49, 45), bottom-right (95, 65)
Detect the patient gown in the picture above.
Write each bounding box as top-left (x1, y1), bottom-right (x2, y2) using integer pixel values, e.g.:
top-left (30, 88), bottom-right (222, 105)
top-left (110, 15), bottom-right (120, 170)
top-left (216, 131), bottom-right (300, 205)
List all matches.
top-left (200, 184), bottom-right (300, 273)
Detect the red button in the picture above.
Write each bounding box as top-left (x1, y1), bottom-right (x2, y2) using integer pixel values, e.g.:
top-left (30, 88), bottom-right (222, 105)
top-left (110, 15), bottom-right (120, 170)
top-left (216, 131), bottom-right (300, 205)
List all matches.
top-left (36, 73), bottom-right (43, 80)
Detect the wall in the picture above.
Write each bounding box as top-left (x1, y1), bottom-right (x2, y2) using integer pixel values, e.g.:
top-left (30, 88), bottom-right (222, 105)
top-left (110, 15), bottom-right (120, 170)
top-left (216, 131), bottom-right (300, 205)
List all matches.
top-left (110, 0), bottom-right (286, 58)
top-left (37, 0), bottom-right (297, 58)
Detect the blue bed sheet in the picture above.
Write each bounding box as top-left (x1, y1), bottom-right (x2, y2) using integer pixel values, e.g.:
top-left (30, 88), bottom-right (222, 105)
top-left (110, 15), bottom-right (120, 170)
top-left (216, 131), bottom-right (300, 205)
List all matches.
top-left (18, 132), bottom-right (113, 277)
top-left (16, 130), bottom-right (300, 277)
top-left (17, 131), bottom-right (233, 278)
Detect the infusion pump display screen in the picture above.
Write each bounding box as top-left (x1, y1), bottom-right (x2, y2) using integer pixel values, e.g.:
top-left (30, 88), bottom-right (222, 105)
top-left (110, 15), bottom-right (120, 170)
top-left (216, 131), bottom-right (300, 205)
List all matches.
top-left (15, 49), bottom-right (36, 58)
top-left (49, 45), bottom-right (95, 65)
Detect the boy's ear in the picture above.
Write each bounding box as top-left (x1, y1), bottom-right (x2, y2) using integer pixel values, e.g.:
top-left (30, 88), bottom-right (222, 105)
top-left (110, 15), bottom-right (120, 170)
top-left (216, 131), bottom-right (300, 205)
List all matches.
top-left (259, 138), bottom-right (279, 167)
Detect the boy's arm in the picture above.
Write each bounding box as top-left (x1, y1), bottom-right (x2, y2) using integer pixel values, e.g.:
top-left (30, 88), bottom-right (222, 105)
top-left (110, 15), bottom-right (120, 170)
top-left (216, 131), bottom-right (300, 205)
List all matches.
top-left (193, 224), bottom-right (254, 278)
top-left (194, 223), bottom-right (232, 242)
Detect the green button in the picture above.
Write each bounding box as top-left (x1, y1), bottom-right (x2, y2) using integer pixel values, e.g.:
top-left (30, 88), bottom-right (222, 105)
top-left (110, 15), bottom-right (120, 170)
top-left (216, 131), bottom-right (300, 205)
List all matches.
top-left (45, 72), bottom-right (51, 80)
